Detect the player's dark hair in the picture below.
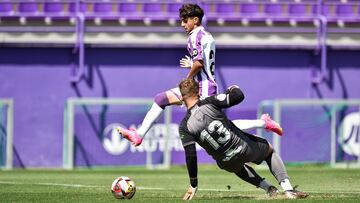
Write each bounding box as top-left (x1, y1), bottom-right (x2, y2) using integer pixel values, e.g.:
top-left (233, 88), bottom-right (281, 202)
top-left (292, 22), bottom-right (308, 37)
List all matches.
top-left (179, 79), bottom-right (199, 99)
top-left (179, 4), bottom-right (204, 24)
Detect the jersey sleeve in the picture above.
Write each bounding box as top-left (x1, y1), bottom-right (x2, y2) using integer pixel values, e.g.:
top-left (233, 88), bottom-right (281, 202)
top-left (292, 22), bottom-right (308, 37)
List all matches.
top-left (204, 86), bottom-right (245, 109)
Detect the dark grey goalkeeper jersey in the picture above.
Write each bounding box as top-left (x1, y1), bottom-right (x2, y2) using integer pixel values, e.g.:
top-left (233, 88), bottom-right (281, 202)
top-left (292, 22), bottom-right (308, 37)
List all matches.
top-left (179, 87), bottom-right (260, 165)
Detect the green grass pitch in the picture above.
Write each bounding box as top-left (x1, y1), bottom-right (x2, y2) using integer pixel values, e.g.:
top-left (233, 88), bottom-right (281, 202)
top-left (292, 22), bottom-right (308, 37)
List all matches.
top-left (0, 165), bottom-right (359, 202)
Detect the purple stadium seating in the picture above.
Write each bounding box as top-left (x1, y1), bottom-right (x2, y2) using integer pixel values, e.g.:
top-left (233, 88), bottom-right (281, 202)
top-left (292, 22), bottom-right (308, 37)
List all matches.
top-left (216, 3), bottom-right (235, 15)
top-left (199, 2), bottom-right (215, 21)
top-left (143, 3), bottom-right (162, 13)
top-left (288, 3), bottom-right (307, 16)
top-left (313, 4), bottom-right (330, 15)
top-left (264, 3), bottom-right (282, 16)
top-left (93, 3), bottom-right (113, 14)
top-left (323, 4), bottom-right (331, 15)
top-left (335, 4), bottom-right (354, 16)
top-left (118, 3), bottom-right (137, 14)
top-left (44, 2), bottom-right (64, 14)
top-left (69, 2), bottom-right (87, 13)
top-left (167, 3), bottom-right (181, 19)
top-left (18, 2), bottom-right (38, 14)
top-left (167, 3), bottom-right (181, 14)
top-left (118, 3), bottom-right (139, 19)
top-left (0, 2), bottom-right (13, 15)
top-left (201, 3), bottom-right (212, 14)
top-left (240, 3), bottom-right (259, 16)
top-left (143, 3), bottom-right (165, 20)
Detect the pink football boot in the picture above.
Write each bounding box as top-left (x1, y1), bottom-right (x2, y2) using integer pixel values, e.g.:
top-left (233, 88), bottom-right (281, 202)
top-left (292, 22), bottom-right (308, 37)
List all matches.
top-left (116, 127), bottom-right (143, 146)
top-left (261, 114), bottom-right (283, 136)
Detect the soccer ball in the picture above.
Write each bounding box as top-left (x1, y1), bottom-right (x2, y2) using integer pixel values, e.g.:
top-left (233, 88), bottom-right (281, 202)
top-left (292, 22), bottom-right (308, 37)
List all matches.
top-left (111, 176), bottom-right (136, 199)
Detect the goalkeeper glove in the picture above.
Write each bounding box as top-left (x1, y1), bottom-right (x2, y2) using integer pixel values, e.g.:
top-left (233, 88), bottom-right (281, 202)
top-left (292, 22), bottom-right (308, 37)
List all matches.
top-left (179, 55), bottom-right (192, 68)
top-left (183, 185), bottom-right (198, 200)
top-left (225, 85), bottom-right (240, 94)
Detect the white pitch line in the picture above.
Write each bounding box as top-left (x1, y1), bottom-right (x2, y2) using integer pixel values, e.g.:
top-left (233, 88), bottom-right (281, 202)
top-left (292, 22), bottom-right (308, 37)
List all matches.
top-left (0, 181), bottom-right (165, 190)
top-left (0, 181), bottom-right (102, 188)
top-left (1, 181), bottom-right (359, 194)
top-left (0, 181), bottom-right (231, 191)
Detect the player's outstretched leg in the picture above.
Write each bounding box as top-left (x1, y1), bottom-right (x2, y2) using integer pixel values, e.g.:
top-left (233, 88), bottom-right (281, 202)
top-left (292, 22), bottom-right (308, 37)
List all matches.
top-left (136, 88), bottom-right (182, 139)
top-left (261, 113), bottom-right (283, 136)
top-left (116, 127), bottom-right (143, 146)
top-left (265, 151), bottom-right (308, 199)
top-left (231, 114), bottom-right (283, 136)
top-left (235, 164), bottom-right (280, 197)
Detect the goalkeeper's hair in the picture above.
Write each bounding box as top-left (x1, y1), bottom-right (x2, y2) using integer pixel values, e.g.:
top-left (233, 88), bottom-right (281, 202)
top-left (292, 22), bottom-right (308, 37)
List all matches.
top-left (179, 4), bottom-right (204, 24)
top-left (179, 79), bottom-right (199, 99)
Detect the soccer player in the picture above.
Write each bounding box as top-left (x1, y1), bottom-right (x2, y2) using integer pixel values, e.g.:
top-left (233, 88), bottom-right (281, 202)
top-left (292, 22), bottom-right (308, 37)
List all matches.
top-left (178, 79), bottom-right (308, 200)
top-left (116, 4), bottom-right (282, 146)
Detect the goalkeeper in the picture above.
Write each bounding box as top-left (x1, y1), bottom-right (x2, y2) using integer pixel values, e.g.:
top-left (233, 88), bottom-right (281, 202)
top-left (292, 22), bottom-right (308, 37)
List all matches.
top-left (178, 79), bottom-right (308, 200)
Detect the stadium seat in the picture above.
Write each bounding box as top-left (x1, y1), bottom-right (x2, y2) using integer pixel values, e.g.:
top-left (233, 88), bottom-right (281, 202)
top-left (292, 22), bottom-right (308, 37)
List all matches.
top-left (335, 4), bottom-right (354, 17)
top-left (240, 3), bottom-right (259, 16)
top-left (44, 2), bottom-right (64, 14)
top-left (214, 3), bottom-right (237, 22)
top-left (143, 3), bottom-right (165, 22)
top-left (288, 3), bottom-right (307, 16)
top-left (201, 2), bottom-right (212, 14)
top-left (143, 3), bottom-right (162, 13)
top-left (118, 3), bottom-right (138, 19)
top-left (167, 3), bottom-right (181, 15)
top-left (216, 3), bottom-right (236, 14)
top-left (93, 2), bottom-right (113, 15)
top-left (323, 4), bottom-right (331, 16)
top-left (167, 3), bottom-right (181, 22)
top-left (264, 3), bottom-right (283, 16)
top-left (288, 2), bottom-right (316, 23)
top-left (0, 2), bottom-right (13, 15)
top-left (200, 2), bottom-right (215, 21)
top-left (69, 2), bottom-right (87, 13)
top-left (18, 2), bottom-right (39, 15)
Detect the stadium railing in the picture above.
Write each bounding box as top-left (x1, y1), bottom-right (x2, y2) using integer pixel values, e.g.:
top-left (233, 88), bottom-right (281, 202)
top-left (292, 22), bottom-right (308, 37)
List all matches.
top-left (257, 99), bottom-right (360, 168)
top-left (63, 97), bottom-right (172, 170)
top-left (0, 99), bottom-right (14, 170)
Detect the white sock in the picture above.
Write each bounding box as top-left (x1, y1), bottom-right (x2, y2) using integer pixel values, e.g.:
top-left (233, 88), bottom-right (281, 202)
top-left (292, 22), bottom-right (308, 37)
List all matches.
top-left (280, 178), bottom-right (293, 191)
top-left (232, 119), bottom-right (265, 131)
top-left (259, 179), bottom-right (272, 191)
top-left (137, 103), bottom-right (164, 138)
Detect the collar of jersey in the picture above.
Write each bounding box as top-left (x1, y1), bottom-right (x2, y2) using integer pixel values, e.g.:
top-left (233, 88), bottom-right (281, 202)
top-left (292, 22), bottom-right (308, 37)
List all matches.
top-left (188, 100), bottom-right (200, 113)
top-left (189, 26), bottom-right (204, 35)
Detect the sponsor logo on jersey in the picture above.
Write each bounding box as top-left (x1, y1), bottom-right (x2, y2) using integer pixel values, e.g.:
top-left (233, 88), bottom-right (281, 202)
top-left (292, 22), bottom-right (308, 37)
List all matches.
top-left (339, 112), bottom-right (360, 157)
top-left (192, 49), bottom-right (198, 57)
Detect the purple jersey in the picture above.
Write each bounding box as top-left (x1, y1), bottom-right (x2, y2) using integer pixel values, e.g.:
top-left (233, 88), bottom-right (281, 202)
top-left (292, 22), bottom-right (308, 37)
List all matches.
top-left (187, 26), bottom-right (217, 97)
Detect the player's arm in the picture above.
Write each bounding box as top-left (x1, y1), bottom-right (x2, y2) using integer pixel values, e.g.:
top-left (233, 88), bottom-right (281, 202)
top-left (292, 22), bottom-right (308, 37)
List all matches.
top-left (186, 60), bottom-right (203, 79)
top-left (179, 125), bottom-right (198, 200)
top-left (183, 143), bottom-right (198, 200)
top-left (208, 85), bottom-right (245, 109)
